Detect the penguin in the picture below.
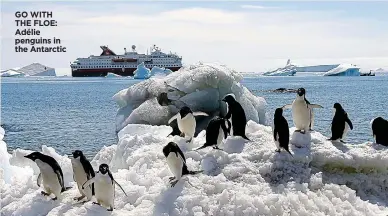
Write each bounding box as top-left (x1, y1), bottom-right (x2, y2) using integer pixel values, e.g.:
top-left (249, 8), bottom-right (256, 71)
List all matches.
top-left (328, 103), bottom-right (353, 143)
top-left (82, 163), bottom-right (127, 211)
top-left (370, 117), bottom-right (388, 146)
top-left (273, 108), bottom-right (293, 156)
top-left (168, 106), bottom-right (209, 143)
top-left (24, 152), bottom-right (71, 200)
top-left (283, 88), bottom-right (323, 134)
top-left (222, 94), bottom-right (250, 140)
top-left (162, 142), bottom-right (203, 187)
top-left (71, 150), bottom-right (95, 202)
top-left (195, 116), bottom-right (231, 151)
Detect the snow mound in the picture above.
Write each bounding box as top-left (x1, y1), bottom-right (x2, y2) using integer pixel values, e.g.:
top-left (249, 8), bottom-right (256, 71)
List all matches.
top-left (133, 62), bottom-right (151, 79)
top-left (324, 64), bottom-right (360, 76)
top-left (263, 59), bottom-right (297, 76)
top-left (150, 66), bottom-right (173, 77)
top-left (113, 62), bottom-right (268, 133)
top-left (2, 122), bottom-right (388, 215)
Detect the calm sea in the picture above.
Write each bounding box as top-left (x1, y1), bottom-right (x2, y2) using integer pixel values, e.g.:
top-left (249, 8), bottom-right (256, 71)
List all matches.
top-left (1, 74), bottom-right (387, 157)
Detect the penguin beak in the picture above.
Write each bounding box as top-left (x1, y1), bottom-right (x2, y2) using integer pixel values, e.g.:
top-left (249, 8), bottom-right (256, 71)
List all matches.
top-left (222, 99), bottom-right (226, 102)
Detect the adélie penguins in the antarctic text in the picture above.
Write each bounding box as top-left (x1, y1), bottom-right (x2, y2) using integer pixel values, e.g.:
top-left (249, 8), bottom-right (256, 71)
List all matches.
top-left (82, 163), bottom-right (128, 211)
top-left (283, 88), bottom-right (323, 134)
top-left (273, 108), bottom-right (293, 156)
top-left (222, 94), bottom-right (250, 140)
top-left (163, 142), bottom-right (203, 187)
top-left (24, 152), bottom-right (71, 200)
top-left (168, 106), bottom-right (209, 143)
top-left (195, 116), bottom-right (231, 151)
top-left (370, 116), bottom-right (388, 146)
top-left (71, 150), bottom-right (95, 202)
top-left (329, 103), bottom-right (353, 143)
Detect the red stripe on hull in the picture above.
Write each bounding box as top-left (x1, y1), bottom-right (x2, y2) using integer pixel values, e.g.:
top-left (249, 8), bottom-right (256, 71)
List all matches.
top-left (71, 67), bottom-right (181, 77)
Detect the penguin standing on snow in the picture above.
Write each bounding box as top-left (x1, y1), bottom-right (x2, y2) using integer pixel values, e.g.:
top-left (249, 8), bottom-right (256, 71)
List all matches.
top-left (370, 117), bottom-right (388, 146)
top-left (195, 116), bottom-right (231, 151)
top-left (168, 106), bottom-right (209, 143)
top-left (273, 108), bottom-right (293, 156)
top-left (163, 142), bottom-right (203, 187)
top-left (24, 152), bottom-right (71, 200)
top-left (222, 94), bottom-right (250, 140)
top-left (71, 150), bottom-right (95, 201)
top-left (329, 103), bottom-right (353, 143)
top-left (283, 88), bottom-right (323, 134)
top-left (82, 163), bottom-right (127, 211)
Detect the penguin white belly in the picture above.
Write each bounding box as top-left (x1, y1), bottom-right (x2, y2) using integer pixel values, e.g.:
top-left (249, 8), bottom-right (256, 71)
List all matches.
top-left (36, 160), bottom-right (62, 197)
top-left (342, 122), bottom-right (350, 140)
top-left (178, 115), bottom-right (196, 138)
top-left (71, 159), bottom-right (92, 199)
top-left (166, 153), bottom-right (183, 180)
top-left (95, 175), bottom-right (114, 208)
top-left (216, 127), bottom-right (224, 146)
top-left (292, 101), bottom-right (310, 130)
top-left (274, 133), bottom-right (280, 150)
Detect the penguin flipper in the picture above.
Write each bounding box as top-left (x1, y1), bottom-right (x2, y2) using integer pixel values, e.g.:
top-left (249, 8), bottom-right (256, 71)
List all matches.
top-left (168, 113), bottom-right (179, 125)
top-left (82, 177), bottom-right (95, 190)
top-left (194, 145), bottom-right (207, 151)
top-left (193, 112), bottom-right (209, 117)
top-left (285, 148), bottom-right (294, 157)
top-left (308, 104), bottom-right (323, 109)
top-left (282, 104), bottom-right (292, 110)
top-left (114, 180), bottom-right (128, 197)
top-left (55, 170), bottom-right (64, 190)
top-left (241, 134), bottom-right (250, 141)
top-left (345, 114), bottom-right (353, 130)
top-left (37, 173), bottom-right (42, 187)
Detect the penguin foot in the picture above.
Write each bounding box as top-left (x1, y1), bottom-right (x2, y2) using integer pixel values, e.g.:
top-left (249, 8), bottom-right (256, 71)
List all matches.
top-left (300, 130), bottom-right (306, 134)
top-left (74, 195), bottom-right (85, 201)
top-left (294, 129), bottom-right (301, 133)
top-left (275, 149), bottom-right (281, 153)
top-left (41, 191), bottom-right (50, 196)
top-left (340, 140), bottom-right (346, 144)
top-left (107, 207), bottom-right (113, 212)
top-left (51, 197), bottom-right (58, 201)
top-left (186, 138), bottom-right (192, 143)
top-left (170, 180), bottom-right (179, 187)
top-left (93, 202), bottom-right (101, 206)
top-left (180, 132), bottom-right (185, 137)
top-left (213, 146), bottom-right (225, 151)
top-left (169, 176), bottom-right (176, 181)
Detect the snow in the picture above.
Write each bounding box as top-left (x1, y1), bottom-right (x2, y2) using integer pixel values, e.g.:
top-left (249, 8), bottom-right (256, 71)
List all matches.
top-left (150, 66), bottom-right (173, 77)
top-left (2, 120), bottom-right (388, 216)
top-left (113, 62), bottom-right (268, 133)
top-left (263, 59), bottom-right (297, 76)
top-left (323, 64), bottom-right (360, 76)
top-left (133, 62), bottom-right (151, 79)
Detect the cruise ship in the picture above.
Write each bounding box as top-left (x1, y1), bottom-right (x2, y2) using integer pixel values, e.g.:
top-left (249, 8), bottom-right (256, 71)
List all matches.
top-left (70, 45), bottom-right (182, 77)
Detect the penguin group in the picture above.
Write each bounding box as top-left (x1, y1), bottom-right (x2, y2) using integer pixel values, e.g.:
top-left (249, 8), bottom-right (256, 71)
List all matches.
top-left (24, 150), bottom-right (127, 211)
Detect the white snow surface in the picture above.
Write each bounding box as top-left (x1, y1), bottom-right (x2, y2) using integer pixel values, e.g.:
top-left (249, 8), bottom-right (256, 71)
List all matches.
top-left (133, 62), bottom-right (151, 79)
top-left (2, 122), bottom-right (388, 216)
top-left (113, 62), bottom-right (268, 132)
top-left (150, 66), bottom-right (173, 77)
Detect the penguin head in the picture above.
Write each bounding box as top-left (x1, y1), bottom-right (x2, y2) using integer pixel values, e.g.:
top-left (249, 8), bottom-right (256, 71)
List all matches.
top-left (297, 88), bottom-right (306, 97)
top-left (72, 150), bottom-right (83, 159)
top-left (24, 152), bottom-right (43, 161)
top-left (179, 106), bottom-right (192, 118)
top-left (162, 142), bottom-right (177, 158)
top-left (274, 108), bottom-right (283, 118)
top-left (222, 95), bottom-right (236, 104)
top-left (333, 103), bottom-right (342, 110)
top-left (99, 163), bottom-right (110, 175)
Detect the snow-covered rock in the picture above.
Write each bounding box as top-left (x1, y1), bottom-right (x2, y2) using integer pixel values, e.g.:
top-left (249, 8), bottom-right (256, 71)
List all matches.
top-left (263, 59), bottom-right (297, 76)
top-left (150, 66), bottom-right (173, 77)
top-left (113, 62), bottom-right (268, 133)
top-left (133, 62), bottom-right (151, 79)
top-left (2, 121), bottom-right (388, 215)
top-left (324, 64), bottom-right (360, 76)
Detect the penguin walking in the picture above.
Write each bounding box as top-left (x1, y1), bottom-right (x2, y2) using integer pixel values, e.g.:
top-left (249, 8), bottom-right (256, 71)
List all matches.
top-left (222, 94), bottom-right (250, 140)
top-left (273, 108), bottom-right (293, 156)
top-left (168, 106), bottom-right (209, 143)
top-left (283, 88), bottom-right (323, 134)
top-left (71, 150), bottom-right (95, 202)
top-left (163, 142), bottom-right (203, 187)
top-left (195, 116), bottom-right (230, 151)
top-left (24, 152), bottom-right (71, 200)
top-left (328, 103), bottom-right (353, 143)
top-left (82, 164), bottom-right (127, 211)
top-left (370, 117), bottom-right (388, 146)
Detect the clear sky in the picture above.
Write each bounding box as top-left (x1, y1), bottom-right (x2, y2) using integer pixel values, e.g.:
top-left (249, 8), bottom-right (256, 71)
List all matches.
top-left (1, 1), bottom-right (388, 75)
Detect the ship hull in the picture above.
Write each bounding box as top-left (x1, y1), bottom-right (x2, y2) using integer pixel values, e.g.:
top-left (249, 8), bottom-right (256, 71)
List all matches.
top-left (71, 67), bottom-right (181, 77)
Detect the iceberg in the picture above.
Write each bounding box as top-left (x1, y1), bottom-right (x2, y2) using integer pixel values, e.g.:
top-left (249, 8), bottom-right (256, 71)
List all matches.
top-left (0, 69), bottom-right (25, 77)
top-left (2, 121), bottom-right (388, 215)
top-left (263, 59), bottom-right (297, 76)
top-left (113, 62), bottom-right (268, 133)
top-left (106, 72), bottom-right (122, 78)
top-left (150, 66), bottom-right (173, 77)
top-left (133, 62), bottom-right (151, 79)
top-left (323, 64), bottom-right (360, 76)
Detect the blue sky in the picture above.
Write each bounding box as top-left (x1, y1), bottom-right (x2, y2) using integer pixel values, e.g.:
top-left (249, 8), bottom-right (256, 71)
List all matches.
top-left (1, 1), bottom-right (388, 75)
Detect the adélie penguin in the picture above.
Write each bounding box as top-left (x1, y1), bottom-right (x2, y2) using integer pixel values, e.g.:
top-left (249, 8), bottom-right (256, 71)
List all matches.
top-left (82, 163), bottom-right (128, 211)
top-left (24, 152), bottom-right (71, 200)
top-left (168, 106), bottom-right (209, 143)
top-left (195, 116), bottom-right (231, 151)
top-left (222, 94), bottom-right (250, 140)
top-left (370, 117), bottom-right (388, 146)
top-left (71, 150), bottom-right (95, 202)
top-left (273, 108), bottom-right (293, 156)
top-left (283, 88), bottom-right (323, 134)
top-left (163, 142), bottom-right (203, 187)
top-left (328, 103), bottom-right (353, 143)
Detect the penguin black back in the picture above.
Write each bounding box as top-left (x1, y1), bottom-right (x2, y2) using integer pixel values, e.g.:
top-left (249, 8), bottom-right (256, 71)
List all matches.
top-left (371, 117), bottom-right (388, 146)
top-left (330, 103), bottom-right (353, 141)
top-left (222, 95), bottom-right (249, 140)
top-left (72, 150), bottom-right (95, 195)
top-left (273, 108), bottom-right (290, 153)
top-left (163, 142), bottom-right (186, 163)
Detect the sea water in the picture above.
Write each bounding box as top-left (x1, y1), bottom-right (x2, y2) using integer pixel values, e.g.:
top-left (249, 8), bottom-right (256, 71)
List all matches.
top-left (1, 74), bottom-right (387, 157)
